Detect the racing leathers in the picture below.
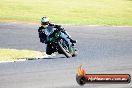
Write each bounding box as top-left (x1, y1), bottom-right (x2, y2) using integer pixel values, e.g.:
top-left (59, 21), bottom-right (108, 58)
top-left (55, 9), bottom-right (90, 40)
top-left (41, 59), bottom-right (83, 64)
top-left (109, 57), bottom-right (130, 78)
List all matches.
top-left (38, 23), bottom-right (76, 55)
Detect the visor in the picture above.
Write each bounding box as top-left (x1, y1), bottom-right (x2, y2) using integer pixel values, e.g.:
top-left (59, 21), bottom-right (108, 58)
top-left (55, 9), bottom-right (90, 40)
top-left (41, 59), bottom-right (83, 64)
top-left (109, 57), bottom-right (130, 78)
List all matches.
top-left (41, 21), bottom-right (49, 25)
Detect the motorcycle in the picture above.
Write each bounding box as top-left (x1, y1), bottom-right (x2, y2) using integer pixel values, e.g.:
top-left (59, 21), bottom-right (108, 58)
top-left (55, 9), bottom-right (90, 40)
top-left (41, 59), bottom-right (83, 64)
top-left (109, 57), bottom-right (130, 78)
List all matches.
top-left (45, 27), bottom-right (77, 58)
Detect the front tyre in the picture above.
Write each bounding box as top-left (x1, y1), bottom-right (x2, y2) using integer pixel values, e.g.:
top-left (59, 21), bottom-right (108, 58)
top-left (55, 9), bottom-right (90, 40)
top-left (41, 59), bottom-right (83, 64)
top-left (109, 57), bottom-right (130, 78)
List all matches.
top-left (58, 41), bottom-right (72, 58)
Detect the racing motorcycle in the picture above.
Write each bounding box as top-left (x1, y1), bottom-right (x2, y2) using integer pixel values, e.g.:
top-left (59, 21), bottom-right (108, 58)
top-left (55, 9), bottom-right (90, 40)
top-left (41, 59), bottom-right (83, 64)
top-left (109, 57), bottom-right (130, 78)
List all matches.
top-left (45, 27), bottom-right (77, 58)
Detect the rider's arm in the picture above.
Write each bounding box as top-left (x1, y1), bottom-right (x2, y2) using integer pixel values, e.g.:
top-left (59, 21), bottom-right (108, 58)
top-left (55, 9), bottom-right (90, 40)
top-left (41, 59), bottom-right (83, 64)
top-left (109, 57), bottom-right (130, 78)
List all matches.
top-left (54, 25), bottom-right (64, 31)
top-left (38, 26), bottom-right (44, 33)
top-left (38, 26), bottom-right (47, 43)
top-left (49, 23), bottom-right (64, 31)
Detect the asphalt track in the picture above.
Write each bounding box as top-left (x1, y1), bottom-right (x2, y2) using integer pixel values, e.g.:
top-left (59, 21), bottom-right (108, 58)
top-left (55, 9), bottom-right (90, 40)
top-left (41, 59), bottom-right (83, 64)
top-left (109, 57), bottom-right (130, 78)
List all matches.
top-left (0, 22), bottom-right (132, 88)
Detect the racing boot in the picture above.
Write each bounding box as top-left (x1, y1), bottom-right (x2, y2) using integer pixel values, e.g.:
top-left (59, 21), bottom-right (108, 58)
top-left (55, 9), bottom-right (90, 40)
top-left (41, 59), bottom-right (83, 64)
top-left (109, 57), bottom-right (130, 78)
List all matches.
top-left (69, 38), bottom-right (77, 43)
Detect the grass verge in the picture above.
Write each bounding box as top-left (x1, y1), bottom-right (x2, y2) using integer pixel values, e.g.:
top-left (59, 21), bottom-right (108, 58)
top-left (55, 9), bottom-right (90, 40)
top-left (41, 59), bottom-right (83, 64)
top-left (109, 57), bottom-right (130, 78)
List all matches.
top-left (0, 48), bottom-right (44, 62)
top-left (0, 0), bottom-right (132, 26)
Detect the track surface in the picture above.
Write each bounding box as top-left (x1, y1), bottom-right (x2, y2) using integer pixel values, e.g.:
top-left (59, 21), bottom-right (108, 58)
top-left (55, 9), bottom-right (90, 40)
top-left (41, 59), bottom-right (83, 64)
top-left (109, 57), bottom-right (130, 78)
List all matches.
top-left (0, 23), bottom-right (132, 88)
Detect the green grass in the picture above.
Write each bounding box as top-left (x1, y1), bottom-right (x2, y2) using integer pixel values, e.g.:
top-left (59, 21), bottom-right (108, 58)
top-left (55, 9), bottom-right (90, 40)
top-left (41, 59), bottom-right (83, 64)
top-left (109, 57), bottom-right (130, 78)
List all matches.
top-left (0, 0), bottom-right (132, 26)
top-left (0, 48), bottom-right (44, 61)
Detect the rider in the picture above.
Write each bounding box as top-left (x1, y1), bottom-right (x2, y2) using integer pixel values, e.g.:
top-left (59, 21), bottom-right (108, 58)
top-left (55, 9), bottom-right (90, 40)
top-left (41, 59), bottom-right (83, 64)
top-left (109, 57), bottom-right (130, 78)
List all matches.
top-left (38, 16), bottom-right (76, 55)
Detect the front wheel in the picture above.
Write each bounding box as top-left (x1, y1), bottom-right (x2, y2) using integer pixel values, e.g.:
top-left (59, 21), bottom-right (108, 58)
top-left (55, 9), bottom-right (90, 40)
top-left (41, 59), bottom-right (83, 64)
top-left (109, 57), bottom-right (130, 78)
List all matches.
top-left (58, 41), bottom-right (72, 58)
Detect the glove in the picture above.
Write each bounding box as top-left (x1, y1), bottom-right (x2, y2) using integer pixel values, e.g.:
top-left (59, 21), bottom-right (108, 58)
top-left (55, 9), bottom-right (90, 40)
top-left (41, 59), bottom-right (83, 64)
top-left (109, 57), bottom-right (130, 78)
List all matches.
top-left (40, 38), bottom-right (45, 43)
top-left (55, 25), bottom-right (64, 31)
top-left (40, 38), bottom-right (48, 44)
top-left (55, 25), bottom-right (61, 28)
top-left (44, 40), bottom-right (48, 44)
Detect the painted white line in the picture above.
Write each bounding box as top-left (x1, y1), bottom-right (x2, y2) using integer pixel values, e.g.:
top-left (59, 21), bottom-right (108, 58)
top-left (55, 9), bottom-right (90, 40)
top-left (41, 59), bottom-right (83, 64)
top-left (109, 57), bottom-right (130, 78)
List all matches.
top-left (36, 54), bottom-right (51, 59)
top-left (0, 54), bottom-right (50, 63)
top-left (36, 53), bottom-right (56, 59)
top-left (0, 61), bottom-right (15, 63)
top-left (14, 59), bottom-right (27, 62)
top-left (0, 59), bottom-right (27, 63)
top-left (61, 24), bottom-right (132, 27)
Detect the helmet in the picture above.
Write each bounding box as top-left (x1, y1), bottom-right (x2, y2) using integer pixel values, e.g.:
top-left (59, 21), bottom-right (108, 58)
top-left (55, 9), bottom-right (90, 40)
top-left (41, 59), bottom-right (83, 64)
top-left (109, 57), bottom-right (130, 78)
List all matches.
top-left (41, 16), bottom-right (49, 25)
